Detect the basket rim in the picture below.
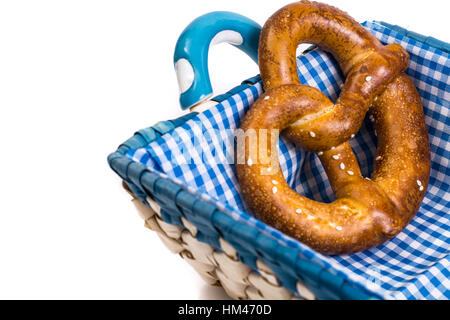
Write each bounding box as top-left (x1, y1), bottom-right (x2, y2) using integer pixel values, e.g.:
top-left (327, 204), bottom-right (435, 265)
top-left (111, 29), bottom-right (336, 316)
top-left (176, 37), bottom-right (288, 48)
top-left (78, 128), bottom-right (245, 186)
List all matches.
top-left (107, 73), bottom-right (380, 299)
top-left (108, 21), bottom-right (449, 300)
top-left (108, 127), bottom-right (379, 300)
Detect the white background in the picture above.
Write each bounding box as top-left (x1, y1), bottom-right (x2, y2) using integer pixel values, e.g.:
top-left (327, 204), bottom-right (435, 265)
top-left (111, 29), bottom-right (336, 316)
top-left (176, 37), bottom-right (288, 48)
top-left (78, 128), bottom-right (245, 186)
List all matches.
top-left (0, 0), bottom-right (447, 299)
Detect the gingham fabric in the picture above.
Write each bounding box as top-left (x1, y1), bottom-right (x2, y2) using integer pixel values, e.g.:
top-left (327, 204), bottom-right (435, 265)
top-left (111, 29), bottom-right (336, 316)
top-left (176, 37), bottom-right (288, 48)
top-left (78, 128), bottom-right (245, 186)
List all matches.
top-left (127, 22), bottom-right (450, 300)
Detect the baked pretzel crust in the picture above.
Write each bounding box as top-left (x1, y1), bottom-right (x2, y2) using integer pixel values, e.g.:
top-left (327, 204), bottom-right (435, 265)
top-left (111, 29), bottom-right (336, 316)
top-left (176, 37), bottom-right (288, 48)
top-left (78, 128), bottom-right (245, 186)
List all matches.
top-left (235, 1), bottom-right (430, 255)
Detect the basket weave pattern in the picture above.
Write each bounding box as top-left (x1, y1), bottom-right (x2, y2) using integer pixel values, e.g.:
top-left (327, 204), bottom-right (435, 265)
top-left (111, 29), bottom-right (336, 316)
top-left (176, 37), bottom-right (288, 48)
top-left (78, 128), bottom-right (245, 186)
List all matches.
top-left (125, 183), bottom-right (315, 300)
top-left (110, 21), bottom-right (450, 299)
top-left (109, 104), bottom-right (377, 300)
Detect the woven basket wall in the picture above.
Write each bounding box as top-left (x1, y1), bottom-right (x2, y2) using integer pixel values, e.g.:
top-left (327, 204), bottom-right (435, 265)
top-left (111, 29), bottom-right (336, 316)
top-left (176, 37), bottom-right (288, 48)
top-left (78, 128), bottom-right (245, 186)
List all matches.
top-left (123, 182), bottom-right (316, 300)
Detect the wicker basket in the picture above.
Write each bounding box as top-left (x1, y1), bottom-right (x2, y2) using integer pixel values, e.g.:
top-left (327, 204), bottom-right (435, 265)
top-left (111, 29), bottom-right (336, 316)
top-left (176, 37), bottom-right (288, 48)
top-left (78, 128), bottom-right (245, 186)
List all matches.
top-left (108, 14), bottom-right (450, 300)
top-left (124, 182), bottom-right (312, 300)
top-left (108, 95), bottom-right (376, 299)
top-left (108, 112), bottom-right (364, 300)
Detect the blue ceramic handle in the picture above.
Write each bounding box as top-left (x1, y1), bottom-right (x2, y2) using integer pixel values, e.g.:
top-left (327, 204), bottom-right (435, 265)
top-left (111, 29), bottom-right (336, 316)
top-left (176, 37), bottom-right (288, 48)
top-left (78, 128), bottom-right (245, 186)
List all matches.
top-left (174, 11), bottom-right (261, 110)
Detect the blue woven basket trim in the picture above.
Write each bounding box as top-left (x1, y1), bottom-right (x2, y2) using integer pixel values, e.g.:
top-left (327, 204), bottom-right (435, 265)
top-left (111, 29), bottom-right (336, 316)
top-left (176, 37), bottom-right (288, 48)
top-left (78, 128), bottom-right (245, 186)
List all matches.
top-left (320, 270), bottom-right (346, 296)
top-left (269, 264), bottom-right (301, 294)
top-left (210, 209), bottom-right (236, 237)
top-left (213, 75), bottom-right (262, 103)
top-left (151, 121), bottom-right (176, 135)
top-left (131, 163), bottom-right (386, 300)
top-left (241, 74), bottom-right (261, 85)
top-left (238, 253), bottom-right (258, 272)
top-left (110, 21), bottom-right (449, 300)
top-left (160, 209), bottom-right (182, 226)
top-left (212, 84), bottom-right (249, 103)
top-left (154, 178), bottom-right (182, 202)
top-left (171, 173), bottom-right (375, 298)
top-left (197, 231), bottom-right (221, 250)
top-left (192, 199), bottom-right (217, 219)
top-left (124, 110), bottom-right (380, 298)
top-left (119, 113), bottom-right (200, 153)
top-left (107, 152), bottom-right (123, 175)
top-left (124, 181), bottom-right (148, 203)
top-left (108, 152), bottom-right (135, 181)
top-left (139, 170), bottom-right (161, 195)
top-left (135, 127), bottom-right (159, 143)
top-left (170, 112), bottom-right (199, 127)
top-left (126, 161), bottom-right (148, 189)
top-left (175, 191), bottom-right (198, 215)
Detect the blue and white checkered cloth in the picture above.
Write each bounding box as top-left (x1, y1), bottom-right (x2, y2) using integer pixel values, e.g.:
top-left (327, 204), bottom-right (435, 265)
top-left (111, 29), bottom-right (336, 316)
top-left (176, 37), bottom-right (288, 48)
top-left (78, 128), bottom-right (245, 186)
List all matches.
top-left (127, 21), bottom-right (449, 300)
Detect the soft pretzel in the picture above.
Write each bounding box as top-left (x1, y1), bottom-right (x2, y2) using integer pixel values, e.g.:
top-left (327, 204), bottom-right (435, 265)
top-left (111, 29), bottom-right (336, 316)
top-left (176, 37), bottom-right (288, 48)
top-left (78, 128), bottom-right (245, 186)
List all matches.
top-left (235, 0), bottom-right (430, 255)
